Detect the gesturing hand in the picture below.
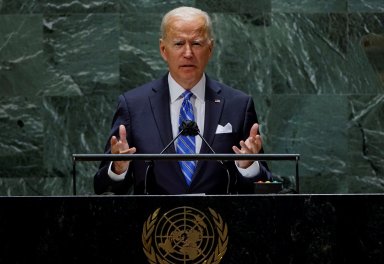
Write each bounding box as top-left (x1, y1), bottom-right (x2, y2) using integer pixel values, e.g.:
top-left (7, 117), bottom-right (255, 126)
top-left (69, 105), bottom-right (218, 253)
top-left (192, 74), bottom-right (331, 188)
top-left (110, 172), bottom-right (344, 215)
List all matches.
top-left (110, 125), bottom-right (136, 174)
top-left (232, 123), bottom-right (262, 169)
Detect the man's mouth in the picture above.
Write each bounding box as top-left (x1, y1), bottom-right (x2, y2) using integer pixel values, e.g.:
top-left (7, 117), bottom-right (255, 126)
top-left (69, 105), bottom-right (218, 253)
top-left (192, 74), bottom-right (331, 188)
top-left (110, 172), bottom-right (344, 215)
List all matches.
top-left (180, 65), bottom-right (195, 68)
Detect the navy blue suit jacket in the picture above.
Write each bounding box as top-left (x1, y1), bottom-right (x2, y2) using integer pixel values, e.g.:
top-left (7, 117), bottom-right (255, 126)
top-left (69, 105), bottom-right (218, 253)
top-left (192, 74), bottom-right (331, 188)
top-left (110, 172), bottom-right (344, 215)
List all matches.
top-left (94, 74), bottom-right (272, 195)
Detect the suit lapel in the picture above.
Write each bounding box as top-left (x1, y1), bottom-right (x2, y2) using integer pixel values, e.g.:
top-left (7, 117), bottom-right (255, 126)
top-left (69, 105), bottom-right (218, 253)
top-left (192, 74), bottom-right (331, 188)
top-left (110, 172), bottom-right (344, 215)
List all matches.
top-left (148, 75), bottom-right (187, 190)
top-left (201, 80), bottom-right (224, 154)
top-left (192, 77), bottom-right (224, 186)
top-left (148, 76), bottom-right (175, 154)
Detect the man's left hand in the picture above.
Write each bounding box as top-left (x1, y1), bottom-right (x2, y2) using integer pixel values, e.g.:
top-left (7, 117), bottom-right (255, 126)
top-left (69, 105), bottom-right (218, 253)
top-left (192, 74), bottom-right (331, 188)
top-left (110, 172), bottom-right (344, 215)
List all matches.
top-left (232, 123), bottom-right (262, 169)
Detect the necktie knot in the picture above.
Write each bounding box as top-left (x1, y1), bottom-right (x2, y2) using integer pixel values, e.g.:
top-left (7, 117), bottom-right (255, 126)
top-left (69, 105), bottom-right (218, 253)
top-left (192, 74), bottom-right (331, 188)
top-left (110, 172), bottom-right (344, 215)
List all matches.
top-left (179, 91), bottom-right (194, 125)
top-left (182, 90), bottom-right (193, 101)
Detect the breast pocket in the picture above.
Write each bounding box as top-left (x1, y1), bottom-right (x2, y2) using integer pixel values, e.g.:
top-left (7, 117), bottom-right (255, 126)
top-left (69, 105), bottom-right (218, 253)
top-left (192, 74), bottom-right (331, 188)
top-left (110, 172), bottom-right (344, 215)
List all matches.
top-left (212, 132), bottom-right (238, 153)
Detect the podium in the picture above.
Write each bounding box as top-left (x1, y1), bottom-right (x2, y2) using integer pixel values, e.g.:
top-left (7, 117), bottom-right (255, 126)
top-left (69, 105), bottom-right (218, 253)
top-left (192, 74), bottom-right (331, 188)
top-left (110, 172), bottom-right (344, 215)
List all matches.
top-left (0, 194), bottom-right (383, 264)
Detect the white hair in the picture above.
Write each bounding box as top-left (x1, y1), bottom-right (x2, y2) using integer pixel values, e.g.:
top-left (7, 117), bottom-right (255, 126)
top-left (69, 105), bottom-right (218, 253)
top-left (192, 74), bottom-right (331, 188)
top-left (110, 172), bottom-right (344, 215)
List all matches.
top-left (160, 6), bottom-right (213, 40)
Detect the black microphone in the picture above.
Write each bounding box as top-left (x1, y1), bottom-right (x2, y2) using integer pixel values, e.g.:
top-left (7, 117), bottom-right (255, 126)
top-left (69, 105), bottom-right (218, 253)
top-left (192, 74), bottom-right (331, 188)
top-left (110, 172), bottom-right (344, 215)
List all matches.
top-left (144, 120), bottom-right (198, 194)
top-left (159, 120), bottom-right (198, 154)
top-left (144, 120), bottom-right (235, 194)
top-left (178, 120), bottom-right (199, 136)
top-left (183, 121), bottom-right (233, 194)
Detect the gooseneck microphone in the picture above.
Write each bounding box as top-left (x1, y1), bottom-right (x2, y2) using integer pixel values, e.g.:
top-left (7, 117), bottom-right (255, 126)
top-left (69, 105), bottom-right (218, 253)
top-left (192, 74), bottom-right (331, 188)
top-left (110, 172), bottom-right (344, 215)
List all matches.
top-left (144, 120), bottom-right (233, 195)
top-left (182, 121), bottom-right (232, 194)
top-left (160, 120), bottom-right (198, 154)
top-left (144, 120), bottom-right (199, 194)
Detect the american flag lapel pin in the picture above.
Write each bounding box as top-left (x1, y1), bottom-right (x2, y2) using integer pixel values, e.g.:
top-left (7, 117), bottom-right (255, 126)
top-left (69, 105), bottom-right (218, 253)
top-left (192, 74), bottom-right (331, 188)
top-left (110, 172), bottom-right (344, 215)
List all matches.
top-left (214, 99), bottom-right (220, 103)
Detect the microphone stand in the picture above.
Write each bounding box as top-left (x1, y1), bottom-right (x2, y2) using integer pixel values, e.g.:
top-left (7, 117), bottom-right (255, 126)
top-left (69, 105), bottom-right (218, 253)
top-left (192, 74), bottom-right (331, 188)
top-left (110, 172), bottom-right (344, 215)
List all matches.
top-left (143, 127), bottom-right (188, 194)
top-left (179, 120), bottom-right (233, 194)
top-left (143, 120), bottom-right (234, 195)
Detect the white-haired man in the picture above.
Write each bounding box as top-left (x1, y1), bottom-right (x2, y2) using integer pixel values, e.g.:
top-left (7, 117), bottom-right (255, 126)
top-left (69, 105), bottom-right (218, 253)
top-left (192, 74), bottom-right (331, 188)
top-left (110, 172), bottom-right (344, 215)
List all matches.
top-left (94, 6), bottom-right (272, 195)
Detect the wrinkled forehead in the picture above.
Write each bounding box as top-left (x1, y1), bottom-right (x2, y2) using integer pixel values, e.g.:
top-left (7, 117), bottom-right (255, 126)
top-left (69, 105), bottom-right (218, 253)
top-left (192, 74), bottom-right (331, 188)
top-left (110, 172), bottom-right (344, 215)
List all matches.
top-left (165, 15), bottom-right (209, 39)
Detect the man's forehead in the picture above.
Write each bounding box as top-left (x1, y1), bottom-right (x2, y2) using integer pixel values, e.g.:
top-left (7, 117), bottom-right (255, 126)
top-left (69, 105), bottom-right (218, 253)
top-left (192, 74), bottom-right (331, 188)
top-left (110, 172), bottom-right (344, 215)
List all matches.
top-left (167, 21), bottom-right (207, 37)
top-left (167, 28), bottom-right (207, 39)
top-left (166, 16), bottom-right (207, 35)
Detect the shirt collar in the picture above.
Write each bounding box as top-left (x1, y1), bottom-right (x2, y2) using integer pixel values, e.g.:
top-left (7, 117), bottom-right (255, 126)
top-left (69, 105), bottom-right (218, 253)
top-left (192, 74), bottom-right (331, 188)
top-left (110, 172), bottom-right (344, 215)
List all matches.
top-left (168, 73), bottom-right (206, 103)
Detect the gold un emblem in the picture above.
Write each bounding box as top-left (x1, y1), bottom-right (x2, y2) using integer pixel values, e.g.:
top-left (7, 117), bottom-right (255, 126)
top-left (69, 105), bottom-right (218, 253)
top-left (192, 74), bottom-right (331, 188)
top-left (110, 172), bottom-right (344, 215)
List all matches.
top-left (142, 206), bottom-right (228, 264)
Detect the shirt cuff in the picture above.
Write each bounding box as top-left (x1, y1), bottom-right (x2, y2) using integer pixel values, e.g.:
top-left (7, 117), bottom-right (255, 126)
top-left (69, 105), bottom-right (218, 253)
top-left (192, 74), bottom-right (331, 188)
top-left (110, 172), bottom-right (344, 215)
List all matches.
top-left (236, 161), bottom-right (260, 178)
top-left (108, 162), bottom-right (127, 181)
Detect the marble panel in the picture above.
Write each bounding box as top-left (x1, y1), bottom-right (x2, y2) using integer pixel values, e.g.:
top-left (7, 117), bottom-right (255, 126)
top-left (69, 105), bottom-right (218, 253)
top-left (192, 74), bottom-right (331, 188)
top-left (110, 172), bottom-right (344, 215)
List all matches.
top-left (265, 95), bottom-right (349, 193)
top-left (0, 177), bottom-right (69, 196)
top-left (348, 13), bottom-right (384, 93)
top-left (246, 94), bottom-right (271, 135)
top-left (0, 15), bottom-right (45, 96)
top-left (40, 0), bottom-right (118, 13)
top-left (349, 0), bottom-right (384, 12)
top-left (348, 95), bottom-right (384, 184)
top-left (0, 97), bottom-right (44, 180)
top-left (42, 14), bottom-right (119, 96)
top-left (0, 0), bottom-right (41, 14)
top-left (120, 0), bottom-right (194, 13)
top-left (270, 13), bottom-right (349, 94)
top-left (196, 0), bottom-right (271, 13)
top-left (0, 0), bottom-right (120, 14)
top-left (272, 0), bottom-right (347, 13)
top-left (119, 12), bottom-right (167, 91)
top-left (42, 95), bottom-right (118, 194)
top-left (206, 13), bottom-right (271, 94)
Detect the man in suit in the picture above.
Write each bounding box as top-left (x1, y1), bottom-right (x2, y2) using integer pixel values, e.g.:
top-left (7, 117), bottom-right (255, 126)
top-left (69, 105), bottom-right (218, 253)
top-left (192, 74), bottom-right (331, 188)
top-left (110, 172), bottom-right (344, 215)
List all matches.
top-left (94, 6), bottom-right (272, 195)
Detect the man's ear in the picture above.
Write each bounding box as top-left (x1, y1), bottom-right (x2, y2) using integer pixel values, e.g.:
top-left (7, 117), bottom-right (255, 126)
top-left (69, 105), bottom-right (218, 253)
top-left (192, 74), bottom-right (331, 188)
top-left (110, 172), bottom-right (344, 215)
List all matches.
top-left (208, 39), bottom-right (214, 56)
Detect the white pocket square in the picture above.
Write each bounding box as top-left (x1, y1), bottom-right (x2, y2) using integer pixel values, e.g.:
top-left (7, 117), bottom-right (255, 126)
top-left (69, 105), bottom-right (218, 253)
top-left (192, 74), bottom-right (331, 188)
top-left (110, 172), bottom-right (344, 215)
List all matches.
top-left (215, 123), bottom-right (232, 134)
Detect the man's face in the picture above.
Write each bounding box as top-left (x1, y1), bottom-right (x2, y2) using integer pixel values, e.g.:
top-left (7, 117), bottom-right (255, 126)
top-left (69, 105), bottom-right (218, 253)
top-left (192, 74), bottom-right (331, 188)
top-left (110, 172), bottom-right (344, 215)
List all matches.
top-left (160, 16), bottom-right (213, 89)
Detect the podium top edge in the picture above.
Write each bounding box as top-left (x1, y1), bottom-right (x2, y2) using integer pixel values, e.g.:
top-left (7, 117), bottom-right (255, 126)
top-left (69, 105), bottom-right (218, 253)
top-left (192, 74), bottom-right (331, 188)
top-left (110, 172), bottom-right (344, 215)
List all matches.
top-left (72, 153), bottom-right (300, 161)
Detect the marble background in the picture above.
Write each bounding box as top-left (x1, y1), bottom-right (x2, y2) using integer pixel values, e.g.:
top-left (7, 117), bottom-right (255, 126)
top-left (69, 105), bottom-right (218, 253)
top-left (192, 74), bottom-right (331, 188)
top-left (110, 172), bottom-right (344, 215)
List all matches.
top-left (0, 0), bottom-right (383, 195)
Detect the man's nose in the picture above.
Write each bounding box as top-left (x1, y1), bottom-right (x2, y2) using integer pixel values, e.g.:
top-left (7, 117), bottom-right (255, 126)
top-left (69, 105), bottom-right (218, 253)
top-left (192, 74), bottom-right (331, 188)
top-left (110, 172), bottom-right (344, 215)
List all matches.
top-left (183, 44), bottom-right (193, 58)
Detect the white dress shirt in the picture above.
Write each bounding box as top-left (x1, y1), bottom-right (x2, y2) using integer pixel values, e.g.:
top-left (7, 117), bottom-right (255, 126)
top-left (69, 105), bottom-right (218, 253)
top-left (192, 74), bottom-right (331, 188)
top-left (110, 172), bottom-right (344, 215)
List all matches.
top-left (168, 72), bottom-right (205, 153)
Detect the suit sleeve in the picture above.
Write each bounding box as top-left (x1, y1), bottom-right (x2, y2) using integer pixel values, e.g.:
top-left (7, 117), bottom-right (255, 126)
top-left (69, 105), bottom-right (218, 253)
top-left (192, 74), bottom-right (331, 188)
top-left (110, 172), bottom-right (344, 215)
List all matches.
top-left (93, 95), bottom-right (134, 195)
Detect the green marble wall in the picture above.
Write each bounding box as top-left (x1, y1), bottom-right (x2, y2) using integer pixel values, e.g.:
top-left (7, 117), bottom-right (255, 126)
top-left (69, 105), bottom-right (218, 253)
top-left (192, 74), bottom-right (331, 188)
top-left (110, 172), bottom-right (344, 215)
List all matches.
top-left (0, 0), bottom-right (383, 195)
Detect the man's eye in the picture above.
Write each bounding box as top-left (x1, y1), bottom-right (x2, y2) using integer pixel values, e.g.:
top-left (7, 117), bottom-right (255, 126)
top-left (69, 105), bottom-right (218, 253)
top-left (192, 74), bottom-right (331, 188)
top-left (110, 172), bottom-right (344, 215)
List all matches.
top-left (192, 42), bottom-right (202, 46)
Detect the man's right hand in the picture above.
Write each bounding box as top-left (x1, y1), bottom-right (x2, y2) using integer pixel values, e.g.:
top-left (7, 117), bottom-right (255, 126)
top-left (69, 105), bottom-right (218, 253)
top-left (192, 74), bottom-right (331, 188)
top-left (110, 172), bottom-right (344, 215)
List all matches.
top-left (110, 125), bottom-right (136, 174)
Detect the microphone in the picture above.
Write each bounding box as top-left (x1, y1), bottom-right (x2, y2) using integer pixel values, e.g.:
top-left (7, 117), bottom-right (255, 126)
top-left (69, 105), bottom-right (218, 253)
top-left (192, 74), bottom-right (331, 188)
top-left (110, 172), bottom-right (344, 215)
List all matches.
top-left (159, 120), bottom-right (198, 154)
top-left (144, 120), bottom-right (199, 194)
top-left (183, 121), bottom-right (233, 194)
top-left (144, 120), bottom-right (235, 194)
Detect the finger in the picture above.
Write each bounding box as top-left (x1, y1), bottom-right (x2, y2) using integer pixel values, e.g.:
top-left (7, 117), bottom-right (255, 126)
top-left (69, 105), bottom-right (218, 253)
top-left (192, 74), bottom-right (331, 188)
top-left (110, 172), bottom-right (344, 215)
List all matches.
top-left (239, 140), bottom-right (250, 152)
top-left (247, 135), bottom-right (261, 154)
top-left (119, 125), bottom-right (128, 144)
top-left (232, 146), bottom-right (241, 154)
top-left (110, 136), bottom-right (119, 154)
top-left (120, 147), bottom-right (137, 154)
top-left (110, 135), bottom-right (118, 146)
top-left (255, 135), bottom-right (262, 146)
top-left (249, 123), bottom-right (259, 138)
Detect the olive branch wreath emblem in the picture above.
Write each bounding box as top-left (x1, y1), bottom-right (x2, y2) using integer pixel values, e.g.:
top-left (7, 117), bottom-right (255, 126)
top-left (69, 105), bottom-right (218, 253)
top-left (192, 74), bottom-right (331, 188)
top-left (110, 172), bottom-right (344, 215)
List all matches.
top-left (142, 207), bottom-right (228, 264)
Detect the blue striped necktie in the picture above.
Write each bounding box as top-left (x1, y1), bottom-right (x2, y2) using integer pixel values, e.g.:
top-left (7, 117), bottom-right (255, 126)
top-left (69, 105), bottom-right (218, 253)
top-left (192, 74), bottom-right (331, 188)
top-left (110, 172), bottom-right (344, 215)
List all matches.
top-left (177, 90), bottom-right (196, 186)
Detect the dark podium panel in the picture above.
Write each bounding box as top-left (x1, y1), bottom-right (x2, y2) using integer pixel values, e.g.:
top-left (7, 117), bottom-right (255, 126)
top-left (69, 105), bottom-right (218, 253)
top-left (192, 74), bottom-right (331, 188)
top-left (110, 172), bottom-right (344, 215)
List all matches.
top-left (1, 195), bottom-right (384, 264)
